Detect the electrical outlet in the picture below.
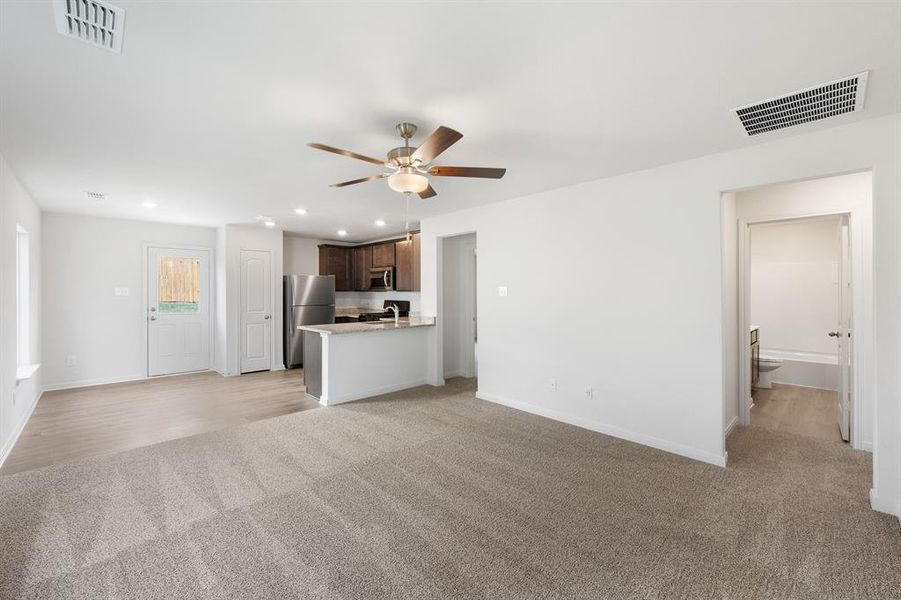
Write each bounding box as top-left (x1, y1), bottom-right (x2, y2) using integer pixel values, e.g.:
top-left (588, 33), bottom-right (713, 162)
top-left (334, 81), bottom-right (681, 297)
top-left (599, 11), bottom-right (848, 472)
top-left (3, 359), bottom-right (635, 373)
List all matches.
top-left (584, 386), bottom-right (593, 400)
top-left (549, 379), bottom-right (557, 392)
top-left (114, 287), bottom-right (130, 296)
top-left (66, 355), bottom-right (77, 367)
top-left (498, 286), bottom-right (508, 297)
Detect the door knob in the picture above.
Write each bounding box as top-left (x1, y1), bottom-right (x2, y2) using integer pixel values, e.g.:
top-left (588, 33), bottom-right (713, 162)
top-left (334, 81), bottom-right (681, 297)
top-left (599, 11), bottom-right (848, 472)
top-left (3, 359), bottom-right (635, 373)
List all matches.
top-left (828, 331), bottom-right (840, 337)
top-left (264, 315), bottom-right (271, 320)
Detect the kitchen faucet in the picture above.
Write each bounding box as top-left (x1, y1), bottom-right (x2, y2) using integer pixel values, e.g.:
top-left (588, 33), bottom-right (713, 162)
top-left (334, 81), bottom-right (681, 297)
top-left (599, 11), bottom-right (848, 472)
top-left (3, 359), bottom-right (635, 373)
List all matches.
top-left (387, 304), bottom-right (400, 324)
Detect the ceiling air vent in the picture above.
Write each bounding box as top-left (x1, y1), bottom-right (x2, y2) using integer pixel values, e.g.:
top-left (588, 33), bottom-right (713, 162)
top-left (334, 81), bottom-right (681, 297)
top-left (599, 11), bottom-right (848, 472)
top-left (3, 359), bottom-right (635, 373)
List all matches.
top-left (733, 72), bottom-right (868, 136)
top-left (53, 0), bottom-right (126, 54)
top-left (85, 191), bottom-right (105, 201)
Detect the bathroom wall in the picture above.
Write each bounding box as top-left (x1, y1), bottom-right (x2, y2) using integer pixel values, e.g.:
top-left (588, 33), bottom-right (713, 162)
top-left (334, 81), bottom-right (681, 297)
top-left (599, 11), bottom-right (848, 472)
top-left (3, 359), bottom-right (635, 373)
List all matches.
top-left (750, 217), bottom-right (841, 357)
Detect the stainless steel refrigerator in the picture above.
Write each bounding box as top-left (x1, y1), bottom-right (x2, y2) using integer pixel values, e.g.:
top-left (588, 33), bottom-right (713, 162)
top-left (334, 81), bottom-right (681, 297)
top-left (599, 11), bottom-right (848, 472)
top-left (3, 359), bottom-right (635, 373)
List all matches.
top-left (284, 275), bottom-right (335, 368)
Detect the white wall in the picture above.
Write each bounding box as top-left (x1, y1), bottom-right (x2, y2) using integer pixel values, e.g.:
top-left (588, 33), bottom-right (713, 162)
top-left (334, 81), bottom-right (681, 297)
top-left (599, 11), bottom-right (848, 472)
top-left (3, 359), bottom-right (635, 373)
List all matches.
top-left (0, 155), bottom-right (42, 464)
top-left (41, 213), bottom-right (217, 389)
top-left (750, 218), bottom-right (841, 358)
top-left (735, 172), bottom-right (872, 442)
top-left (222, 225), bottom-right (284, 375)
top-left (442, 233), bottom-right (477, 379)
top-left (283, 234), bottom-right (325, 276)
top-left (420, 114), bottom-right (901, 518)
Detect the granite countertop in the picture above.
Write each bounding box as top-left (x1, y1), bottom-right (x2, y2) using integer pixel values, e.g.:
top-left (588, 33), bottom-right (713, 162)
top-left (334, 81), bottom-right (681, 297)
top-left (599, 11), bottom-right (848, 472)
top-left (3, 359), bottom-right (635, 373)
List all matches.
top-left (299, 316), bottom-right (436, 336)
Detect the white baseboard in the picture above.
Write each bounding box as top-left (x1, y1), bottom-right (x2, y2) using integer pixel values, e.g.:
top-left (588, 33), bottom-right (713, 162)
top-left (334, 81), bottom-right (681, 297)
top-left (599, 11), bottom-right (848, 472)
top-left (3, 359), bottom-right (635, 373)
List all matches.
top-left (321, 379), bottom-right (429, 407)
top-left (43, 373), bottom-right (147, 392)
top-left (858, 440), bottom-right (873, 452)
top-left (0, 389), bottom-right (42, 469)
top-left (870, 488), bottom-right (900, 518)
top-left (475, 391), bottom-right (727, 468)
top-left (724, 415), bottom-right (739, 438)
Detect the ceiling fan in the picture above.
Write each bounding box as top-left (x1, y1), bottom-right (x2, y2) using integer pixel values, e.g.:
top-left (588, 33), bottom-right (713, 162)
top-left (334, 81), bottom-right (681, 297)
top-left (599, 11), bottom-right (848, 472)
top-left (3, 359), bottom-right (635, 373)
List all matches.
top-left (308, 122), bottom-right (506, 199)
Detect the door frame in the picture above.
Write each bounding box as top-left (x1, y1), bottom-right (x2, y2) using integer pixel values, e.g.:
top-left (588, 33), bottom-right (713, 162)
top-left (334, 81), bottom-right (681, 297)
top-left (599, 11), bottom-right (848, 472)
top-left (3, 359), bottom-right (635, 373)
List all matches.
top-left (737, 211), bottom-right (862, 447)
top-left (143, 243), bottom-right (215, 378)
top-left (239, 248), bottom-right (273, 374)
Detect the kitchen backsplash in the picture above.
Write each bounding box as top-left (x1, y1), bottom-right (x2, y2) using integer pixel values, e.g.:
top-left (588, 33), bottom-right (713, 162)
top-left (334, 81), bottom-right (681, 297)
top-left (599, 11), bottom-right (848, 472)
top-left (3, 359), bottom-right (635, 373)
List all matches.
top-left (335, 291), bottom-right (421, 314)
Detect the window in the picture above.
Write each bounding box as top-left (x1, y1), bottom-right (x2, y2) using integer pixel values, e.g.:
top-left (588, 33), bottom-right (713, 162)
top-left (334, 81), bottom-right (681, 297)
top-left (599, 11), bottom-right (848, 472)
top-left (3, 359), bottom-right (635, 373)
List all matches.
top-left (16, 225), bottom-right (29, 368)
top-left (158, 256), bottom-right (201, 313)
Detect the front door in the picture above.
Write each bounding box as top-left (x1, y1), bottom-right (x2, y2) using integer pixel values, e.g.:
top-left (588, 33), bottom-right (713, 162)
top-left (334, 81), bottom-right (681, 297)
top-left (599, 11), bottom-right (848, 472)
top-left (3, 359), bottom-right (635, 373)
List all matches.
top-left (148, 247), bottom-right (211, 376)
top-left (241, 249), bottom-right (272, 373)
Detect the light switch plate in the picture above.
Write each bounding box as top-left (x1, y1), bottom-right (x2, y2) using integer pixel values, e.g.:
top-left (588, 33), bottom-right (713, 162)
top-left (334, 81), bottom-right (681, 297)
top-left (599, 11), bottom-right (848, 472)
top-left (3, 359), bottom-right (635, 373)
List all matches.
top-left (498, 286), bottom-right (508, 297)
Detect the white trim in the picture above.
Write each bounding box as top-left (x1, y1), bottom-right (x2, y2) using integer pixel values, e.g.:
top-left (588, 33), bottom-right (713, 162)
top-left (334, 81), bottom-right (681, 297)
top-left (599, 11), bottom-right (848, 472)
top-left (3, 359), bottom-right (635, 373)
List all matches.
top-left (869, 488), bottom-right (900, 518)
top-left (860, 441), bottom-right (873, 453)
top-left (43, 369), bottom-right (215, 392)
top-left (0, 389), bottom-right (41, 469)
top-left (724, 415), bottom-right (739, 438)
top-left (16, 363), bottom-right (40, 382)
top-left (476, 390), bottom-right (727, 468)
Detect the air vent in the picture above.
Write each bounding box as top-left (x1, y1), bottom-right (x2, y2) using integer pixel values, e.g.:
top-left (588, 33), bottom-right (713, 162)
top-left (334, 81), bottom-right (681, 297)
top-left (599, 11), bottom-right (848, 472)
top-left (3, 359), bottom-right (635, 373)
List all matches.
top-left (733, 72), bottom-right (868, 136)
top-left (85, 191), bottom-right (105, 201)
top-left (53, 0), bottom-right (126, 53)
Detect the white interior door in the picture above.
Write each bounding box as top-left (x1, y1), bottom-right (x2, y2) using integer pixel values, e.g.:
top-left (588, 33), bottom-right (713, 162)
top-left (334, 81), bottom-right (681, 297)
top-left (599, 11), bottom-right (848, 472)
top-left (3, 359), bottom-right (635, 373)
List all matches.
top-left (148, 247), bottom-right (210, 377)
top-left (836, 216), bottom-right (852, 441)
top-left (241, 249), bottom-right (272, 374)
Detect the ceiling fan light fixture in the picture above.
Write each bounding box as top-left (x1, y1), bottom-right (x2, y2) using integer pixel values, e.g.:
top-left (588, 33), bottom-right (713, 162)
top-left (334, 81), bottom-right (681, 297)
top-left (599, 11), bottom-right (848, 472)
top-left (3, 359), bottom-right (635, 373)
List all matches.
top-left (387, 168), bottom-right (429, 194)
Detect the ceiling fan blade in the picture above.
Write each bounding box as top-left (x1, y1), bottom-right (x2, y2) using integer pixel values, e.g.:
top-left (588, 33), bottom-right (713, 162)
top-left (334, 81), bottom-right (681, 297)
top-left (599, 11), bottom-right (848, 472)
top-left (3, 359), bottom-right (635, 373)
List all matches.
top-left (429, 166), bottom-right (506, 179)
top-left (308, 143), bottom-right (386, 166)
top-left (410, 126), bottom-right (463, 165)
top-left (418, 183), bottom-right (437, 199)
top-left (330, 173), bottom-right (390, 188)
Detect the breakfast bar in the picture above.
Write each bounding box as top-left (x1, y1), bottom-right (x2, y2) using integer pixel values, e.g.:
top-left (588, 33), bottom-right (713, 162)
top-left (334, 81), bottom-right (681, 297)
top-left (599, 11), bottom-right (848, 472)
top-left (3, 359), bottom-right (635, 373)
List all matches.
top-left (299, 316), bottom-right (436, 406)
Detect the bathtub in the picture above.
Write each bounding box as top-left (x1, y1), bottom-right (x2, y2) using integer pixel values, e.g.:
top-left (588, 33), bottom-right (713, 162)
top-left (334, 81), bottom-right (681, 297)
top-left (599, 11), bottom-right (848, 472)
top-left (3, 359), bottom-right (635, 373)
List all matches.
top-left (761, 349), bottom-right (838, 391)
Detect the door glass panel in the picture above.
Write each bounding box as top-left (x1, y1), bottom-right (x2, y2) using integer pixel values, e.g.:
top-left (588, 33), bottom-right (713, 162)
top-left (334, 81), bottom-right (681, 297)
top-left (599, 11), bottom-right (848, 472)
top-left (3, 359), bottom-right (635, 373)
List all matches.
top-left (158, 256), bottom-right (201, 313)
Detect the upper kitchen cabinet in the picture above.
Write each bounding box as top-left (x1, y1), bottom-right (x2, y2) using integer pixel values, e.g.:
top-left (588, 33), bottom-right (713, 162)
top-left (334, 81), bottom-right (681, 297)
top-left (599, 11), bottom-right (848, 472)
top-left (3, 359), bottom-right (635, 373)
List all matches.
top-left (351, 246), bottom-right (372, 291)
top-left (318, 245), bottom-right (351, 291)
top-left (371, 242), bottom-right (395, 267)
top-left (395, 233), bottom-right (421, 292)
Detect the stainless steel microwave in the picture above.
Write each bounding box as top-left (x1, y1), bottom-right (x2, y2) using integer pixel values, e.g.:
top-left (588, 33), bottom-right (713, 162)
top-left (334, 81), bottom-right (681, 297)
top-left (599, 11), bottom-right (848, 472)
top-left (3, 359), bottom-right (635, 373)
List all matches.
top-left (369, 267), bottom-right (394, 291)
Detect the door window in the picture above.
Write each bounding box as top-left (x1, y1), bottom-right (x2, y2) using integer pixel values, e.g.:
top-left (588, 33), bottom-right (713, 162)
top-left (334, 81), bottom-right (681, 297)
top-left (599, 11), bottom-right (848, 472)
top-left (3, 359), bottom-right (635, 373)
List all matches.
top-left (158, 256), bottom-right (201, 313)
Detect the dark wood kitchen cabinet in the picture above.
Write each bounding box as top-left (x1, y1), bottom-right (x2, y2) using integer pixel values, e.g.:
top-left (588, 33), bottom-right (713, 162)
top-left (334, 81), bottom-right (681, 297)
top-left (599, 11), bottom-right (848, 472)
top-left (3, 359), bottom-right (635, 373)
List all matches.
top-left (371, 242), bottom-right (395, 267)
top-left (394, 233), bottom-right (422, 292)
top-left (351, 246), bottom-right (372, 291)
top-left (318, 245), bottom-right (351, 291)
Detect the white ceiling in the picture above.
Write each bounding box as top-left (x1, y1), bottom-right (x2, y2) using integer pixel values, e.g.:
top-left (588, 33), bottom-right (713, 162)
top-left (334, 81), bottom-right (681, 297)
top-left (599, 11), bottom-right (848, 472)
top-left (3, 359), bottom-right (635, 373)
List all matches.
top-left (1, 1), bottom-right (898, 242)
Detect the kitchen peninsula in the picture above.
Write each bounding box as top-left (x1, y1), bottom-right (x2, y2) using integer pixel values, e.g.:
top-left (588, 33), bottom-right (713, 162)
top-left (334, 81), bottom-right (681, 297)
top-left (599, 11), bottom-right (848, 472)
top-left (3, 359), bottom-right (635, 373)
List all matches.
top-left (299, 316), bottom-right (436, 406)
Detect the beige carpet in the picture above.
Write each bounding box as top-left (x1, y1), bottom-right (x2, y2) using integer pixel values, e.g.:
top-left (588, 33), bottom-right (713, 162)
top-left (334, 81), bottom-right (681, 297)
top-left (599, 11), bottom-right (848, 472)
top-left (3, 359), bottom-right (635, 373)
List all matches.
top-left (0, 379), bottom-right (898, 599)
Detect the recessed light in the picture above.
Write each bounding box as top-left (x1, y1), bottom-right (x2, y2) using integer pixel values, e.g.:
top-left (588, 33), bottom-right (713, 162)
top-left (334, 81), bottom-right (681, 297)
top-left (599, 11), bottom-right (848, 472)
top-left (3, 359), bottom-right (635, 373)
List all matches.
top-left (142, 200), bottom-right (157, 209)
top-left (294, 208), bottom-right (307, 215)
top-left (264, 221), bottom-right (276, 228)
top-left (375, 219), bottom-right (386, 227)
top-left (337, 229), bottom-right (347, 237)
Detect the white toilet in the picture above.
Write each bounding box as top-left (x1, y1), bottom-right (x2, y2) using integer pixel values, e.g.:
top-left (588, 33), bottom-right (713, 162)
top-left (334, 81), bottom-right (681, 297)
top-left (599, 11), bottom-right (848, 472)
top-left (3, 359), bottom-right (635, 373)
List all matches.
top-left (756, 356), bottom-right (783, 389)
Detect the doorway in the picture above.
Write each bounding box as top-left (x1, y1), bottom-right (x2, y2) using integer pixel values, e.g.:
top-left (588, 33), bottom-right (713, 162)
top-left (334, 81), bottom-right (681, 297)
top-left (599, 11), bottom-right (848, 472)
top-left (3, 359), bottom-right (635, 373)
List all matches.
top-left (147, 246), bottom-right (211, 377)
top-left (442, 233), bottom-right (477, 381)
top-left (727, 171), bottom-right (872, 450)
top-left (240, 249), bottom-right (273, 373)
top-left (745, 215), bottom-right (851, 443)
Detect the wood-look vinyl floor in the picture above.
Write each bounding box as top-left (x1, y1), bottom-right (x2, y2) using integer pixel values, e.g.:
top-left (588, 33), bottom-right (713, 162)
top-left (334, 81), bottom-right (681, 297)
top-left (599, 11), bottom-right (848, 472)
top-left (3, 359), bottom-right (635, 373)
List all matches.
top-left (1, 369), bottom-right (318, 476)
top-left (751, 383), bottom-right (843, 443)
